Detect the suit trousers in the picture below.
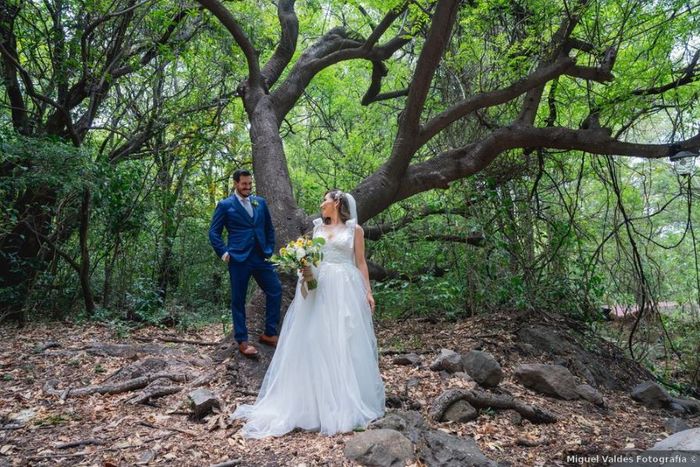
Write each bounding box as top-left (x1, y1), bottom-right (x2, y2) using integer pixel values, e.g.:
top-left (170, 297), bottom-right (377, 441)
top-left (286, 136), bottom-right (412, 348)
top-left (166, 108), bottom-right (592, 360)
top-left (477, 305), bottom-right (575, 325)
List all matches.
top-left (227, 247), bottom-right (282, 343)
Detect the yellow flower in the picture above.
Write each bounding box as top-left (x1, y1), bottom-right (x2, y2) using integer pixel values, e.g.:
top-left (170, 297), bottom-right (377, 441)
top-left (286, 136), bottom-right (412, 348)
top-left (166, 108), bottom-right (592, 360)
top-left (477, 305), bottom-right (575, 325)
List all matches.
top-left (280, 248), bottom-right (287, 256)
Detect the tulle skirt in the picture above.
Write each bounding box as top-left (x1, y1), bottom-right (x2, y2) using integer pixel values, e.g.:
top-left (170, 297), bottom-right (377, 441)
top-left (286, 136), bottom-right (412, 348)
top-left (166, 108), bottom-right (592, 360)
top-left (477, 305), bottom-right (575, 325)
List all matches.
top-left (231, 261), bottom-right (385, 438)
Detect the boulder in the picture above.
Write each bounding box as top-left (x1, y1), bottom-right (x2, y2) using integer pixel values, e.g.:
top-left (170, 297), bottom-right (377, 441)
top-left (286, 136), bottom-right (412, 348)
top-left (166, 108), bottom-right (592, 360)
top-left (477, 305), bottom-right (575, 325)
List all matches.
top-left (664, 417), bottom-right (690, 434)
top-left (630, 381), bottom-right (672, 409)
top-left (612, 428), bottom-right (700, 467)
top-left (652, 427), bottom-right (700, 451)
top-left (443, 400), bottom-right (478, 423)
top-left (576, 384), bottom-right (604, 406)
top-left (669, 397), bottom-right (700, 415)
top-left (188, 388), bottom-right (222, 419)
top-left (517, 326), bottom-right (565, 355)
top-left (344, 429), bottom-right (414, 467)
top-left (418, 430), bottom-right (497, 467)
top-left (370, 411), bottom-right (427, 443)
top-left (514, 364), bottom-right (579, 400)
top-left (393, 353), bottom-right (421, 366)
top-left (430, 389), bottom-right (469, 422)
top-left (430, 349), bottom-right (463, 374)
top-left (461, 351), bottom-right (503, 388)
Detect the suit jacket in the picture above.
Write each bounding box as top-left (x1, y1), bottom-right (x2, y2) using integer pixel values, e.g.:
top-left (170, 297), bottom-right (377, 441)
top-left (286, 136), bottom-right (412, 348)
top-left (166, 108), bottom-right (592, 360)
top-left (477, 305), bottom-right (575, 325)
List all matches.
top-left (208, 194), bottom-right (276, 262)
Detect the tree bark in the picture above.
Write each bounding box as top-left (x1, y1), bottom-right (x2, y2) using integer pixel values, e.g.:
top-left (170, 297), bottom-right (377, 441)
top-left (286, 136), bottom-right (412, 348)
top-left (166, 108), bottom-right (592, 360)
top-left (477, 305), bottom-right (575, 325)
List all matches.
top-left (79, 187), bottom-right (95, 316)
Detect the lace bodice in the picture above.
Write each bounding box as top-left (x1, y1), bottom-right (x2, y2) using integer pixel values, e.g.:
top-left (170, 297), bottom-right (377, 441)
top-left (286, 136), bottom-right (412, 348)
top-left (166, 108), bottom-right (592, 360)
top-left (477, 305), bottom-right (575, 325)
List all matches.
top-left (312, 218), bottom-right (356, 265)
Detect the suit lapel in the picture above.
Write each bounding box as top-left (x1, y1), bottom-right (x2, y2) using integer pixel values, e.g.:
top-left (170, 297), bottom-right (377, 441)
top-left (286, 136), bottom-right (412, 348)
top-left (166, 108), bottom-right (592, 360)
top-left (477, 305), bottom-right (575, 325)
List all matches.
top-left (231, 195), bottom-right (253, 224)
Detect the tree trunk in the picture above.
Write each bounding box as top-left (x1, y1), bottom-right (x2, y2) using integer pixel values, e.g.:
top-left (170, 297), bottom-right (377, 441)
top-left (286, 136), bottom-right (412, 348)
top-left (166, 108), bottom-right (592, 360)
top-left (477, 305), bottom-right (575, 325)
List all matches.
top-left (79, 187), bottom-right (95, 316)
top-left (247, 93), bottom-right (308, 244)
top-left (0, 186), bottom-right (56, 324)
top-left (102, 235), bottom-right (121, 309)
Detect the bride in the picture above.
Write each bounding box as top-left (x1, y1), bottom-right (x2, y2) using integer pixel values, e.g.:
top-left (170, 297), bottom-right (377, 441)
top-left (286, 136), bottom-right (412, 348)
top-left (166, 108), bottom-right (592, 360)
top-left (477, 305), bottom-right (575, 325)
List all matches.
top-left (231, 189), bottom-right (385, 438)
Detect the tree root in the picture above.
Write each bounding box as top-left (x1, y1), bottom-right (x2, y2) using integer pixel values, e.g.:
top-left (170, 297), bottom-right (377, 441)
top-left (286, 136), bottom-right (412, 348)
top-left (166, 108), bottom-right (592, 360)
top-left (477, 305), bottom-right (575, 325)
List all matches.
top-left (43, 372), bottom-right (190, 399)
top-left (134, 335), bottom-right (219, 346)
top-left (56, 439), bottom-right (104, 449)
top-left (127, 385), bottom-right (183, 405)
top-left (432, 388), bottom-right (557, 424)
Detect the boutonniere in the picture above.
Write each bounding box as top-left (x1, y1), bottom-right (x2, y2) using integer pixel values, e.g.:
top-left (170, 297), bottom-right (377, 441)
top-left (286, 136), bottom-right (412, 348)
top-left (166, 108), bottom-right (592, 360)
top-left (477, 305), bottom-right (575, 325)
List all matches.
top-left (251, 199), bottom-right (259, 208)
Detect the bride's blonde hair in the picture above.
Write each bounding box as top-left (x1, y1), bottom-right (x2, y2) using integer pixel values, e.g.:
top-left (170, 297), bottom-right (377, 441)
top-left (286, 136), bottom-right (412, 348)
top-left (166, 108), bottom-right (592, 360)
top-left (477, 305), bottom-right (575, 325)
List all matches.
top-left (324, 189), bottom-right (352, 224)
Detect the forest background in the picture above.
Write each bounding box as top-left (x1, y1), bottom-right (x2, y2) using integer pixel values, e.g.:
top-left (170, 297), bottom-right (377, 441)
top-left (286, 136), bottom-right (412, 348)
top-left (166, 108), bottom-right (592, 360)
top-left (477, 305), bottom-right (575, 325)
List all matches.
top-left (1, 0), bottom-right (699, 394)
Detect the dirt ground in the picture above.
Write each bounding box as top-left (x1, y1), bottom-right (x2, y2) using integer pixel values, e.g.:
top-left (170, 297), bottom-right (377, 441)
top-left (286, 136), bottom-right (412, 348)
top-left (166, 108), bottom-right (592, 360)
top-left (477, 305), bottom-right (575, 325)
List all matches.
top-left (0, 312), bottom-right (695, 466)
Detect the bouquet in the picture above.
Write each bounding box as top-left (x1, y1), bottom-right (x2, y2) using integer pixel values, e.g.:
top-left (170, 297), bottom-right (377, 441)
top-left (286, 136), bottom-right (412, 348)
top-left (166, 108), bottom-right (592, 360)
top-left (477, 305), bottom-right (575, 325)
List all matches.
top-left (269, 236), bottom-right (325, 290)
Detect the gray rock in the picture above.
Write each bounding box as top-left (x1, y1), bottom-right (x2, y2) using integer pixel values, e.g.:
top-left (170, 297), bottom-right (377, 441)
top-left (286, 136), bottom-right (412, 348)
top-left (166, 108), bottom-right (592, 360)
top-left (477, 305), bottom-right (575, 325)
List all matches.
top-left (188, 388), bottom-right (221, 419)
top-left (418, 430), bottom-right (497, 467)
top-left (514, 364), bottom-right (579, 400)
top-left (517, 326), bottom-right (565, 355)
top-left (652, 427), bottom-right (700, 450)
top-left (612, 428), bottom-right (700, 467)
top-left (443, 400), bottom-right (478, 423)
top-left (430, 349), bottom-right (463, 373)
top-left (430, 389), bottom-right (469, 422)
top-left (393, 353), bottom-right (421, 366)
top-left (576, 384), bottom-right (604, 406)
top-left (664, 417), bottom-right (690, 434)
top-left (370, 410), bottom-right (427, 443)
top-left (670, 401), bottom-right (687, 414)
top-left (669, 397), bottom-right (700, 415)
top-left (630, 381), bottom-right (672, 409)
top-left (344, 429), bottom-right (414, 467)
top-left (3, 409), bottom-right (37, 428)
top-left (385, 394), bottom-right (404, 409)
top-left (507, 410), bottom-right (523, 425)
top-left (461, 351), bottom-right (503, 388)
top-left (516, 342), bottom-right (537, 356)
top-left (517, 325), bottom-right (632, 391)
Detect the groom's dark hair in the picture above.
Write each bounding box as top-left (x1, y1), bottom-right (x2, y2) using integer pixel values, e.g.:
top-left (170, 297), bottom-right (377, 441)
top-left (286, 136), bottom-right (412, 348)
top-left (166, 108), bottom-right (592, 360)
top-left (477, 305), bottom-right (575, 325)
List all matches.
top-left (233, 169), bottom-right (252, 182)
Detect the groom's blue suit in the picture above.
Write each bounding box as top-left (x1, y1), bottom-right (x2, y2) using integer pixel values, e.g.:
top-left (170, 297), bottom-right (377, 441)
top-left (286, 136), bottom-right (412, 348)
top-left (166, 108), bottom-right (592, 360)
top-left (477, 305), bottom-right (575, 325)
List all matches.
top-left (209, 193), bottom-right (281, 343)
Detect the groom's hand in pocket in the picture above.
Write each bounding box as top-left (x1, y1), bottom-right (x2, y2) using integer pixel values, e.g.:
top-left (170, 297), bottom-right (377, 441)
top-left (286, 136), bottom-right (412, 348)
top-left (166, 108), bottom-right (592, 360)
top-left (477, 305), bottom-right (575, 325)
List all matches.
top-left (222, 252), bottom-right (230, 263)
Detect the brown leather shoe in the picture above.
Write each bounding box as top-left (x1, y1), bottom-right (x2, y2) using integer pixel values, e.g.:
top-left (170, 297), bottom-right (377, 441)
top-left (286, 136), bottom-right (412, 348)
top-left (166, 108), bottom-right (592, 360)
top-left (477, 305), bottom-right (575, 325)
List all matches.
top-left (258, 334), bottom-right (278, 347)
top-left (238, 342), bottom-right (259, 358)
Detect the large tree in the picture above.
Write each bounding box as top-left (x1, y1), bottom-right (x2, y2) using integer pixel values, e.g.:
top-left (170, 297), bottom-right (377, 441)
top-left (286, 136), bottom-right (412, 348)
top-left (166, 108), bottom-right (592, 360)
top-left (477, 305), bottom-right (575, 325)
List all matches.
top-left (195, 0), bottom-right (699, 246)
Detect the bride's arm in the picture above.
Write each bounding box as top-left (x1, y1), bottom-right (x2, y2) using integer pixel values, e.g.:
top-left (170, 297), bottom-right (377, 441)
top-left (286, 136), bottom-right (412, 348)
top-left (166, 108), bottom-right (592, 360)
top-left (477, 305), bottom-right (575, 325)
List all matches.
top-left (354, 225), bottom-right (375, 312)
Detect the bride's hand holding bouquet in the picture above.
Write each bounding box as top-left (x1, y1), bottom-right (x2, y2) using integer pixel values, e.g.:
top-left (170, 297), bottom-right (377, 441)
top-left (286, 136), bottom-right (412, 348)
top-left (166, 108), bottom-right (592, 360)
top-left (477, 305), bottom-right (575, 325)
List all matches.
top-left (269, 237), bottom-right (325, 290)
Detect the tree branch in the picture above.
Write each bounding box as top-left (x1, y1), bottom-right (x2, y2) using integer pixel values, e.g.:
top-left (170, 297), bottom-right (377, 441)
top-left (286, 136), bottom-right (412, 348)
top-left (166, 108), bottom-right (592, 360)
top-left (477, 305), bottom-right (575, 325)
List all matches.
top-left (363, 1), bottom-right (409, 51)
top-left (566, 64), bottom-right (614, 83)
top-left (412, 232), bottom-right (485, 245)
top-left (195, 0), bottom-right (262, 90)
top-left (517, 1), bottom-right (589, 125)
top-left (271, 29), bottom-right (408, 122)
top-left (394, 125), bottom-right (700, 203)
top-left (260, 0), bottom-right (298, 89)
top-left (364, 206), bottom-right (478, 240)
top-left (399, 0), bottom-right (460, 136)
top-left (362, 87), bottom-right (409, 105)
top-left (418, 56), bottom-right (575, 147)
top-left (0, 3), bottom-right (29, 134)
top-left (632, 49), bottom-right (700, 96)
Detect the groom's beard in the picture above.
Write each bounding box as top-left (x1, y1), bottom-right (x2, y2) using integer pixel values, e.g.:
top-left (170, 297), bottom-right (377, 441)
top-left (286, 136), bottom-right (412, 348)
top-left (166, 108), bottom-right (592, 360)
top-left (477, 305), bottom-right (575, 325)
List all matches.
top-left (236, 189), bottom-right (251, 197)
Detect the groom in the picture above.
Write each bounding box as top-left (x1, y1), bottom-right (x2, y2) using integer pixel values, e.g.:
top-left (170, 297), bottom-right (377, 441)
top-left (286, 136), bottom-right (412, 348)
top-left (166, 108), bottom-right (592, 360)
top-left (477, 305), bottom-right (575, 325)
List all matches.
top-left (208, 169), bottom-right (282, 357)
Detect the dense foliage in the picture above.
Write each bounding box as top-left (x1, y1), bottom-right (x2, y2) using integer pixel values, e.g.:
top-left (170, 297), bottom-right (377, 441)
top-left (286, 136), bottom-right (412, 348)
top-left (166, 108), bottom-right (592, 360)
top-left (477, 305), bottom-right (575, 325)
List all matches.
top-left (1, 0), bottom-right (698, 387)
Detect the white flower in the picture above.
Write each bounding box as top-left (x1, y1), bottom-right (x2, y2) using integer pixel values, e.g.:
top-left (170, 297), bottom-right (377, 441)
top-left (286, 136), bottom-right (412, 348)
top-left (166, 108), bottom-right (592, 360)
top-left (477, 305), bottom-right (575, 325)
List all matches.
top-left (295, 248), bottom-right (306, 260)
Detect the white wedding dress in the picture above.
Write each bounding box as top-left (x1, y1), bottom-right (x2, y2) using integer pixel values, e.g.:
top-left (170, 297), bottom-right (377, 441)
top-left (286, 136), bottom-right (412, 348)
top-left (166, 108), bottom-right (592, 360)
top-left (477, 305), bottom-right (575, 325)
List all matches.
top-left (231, 218), bottom-right (385, 438)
